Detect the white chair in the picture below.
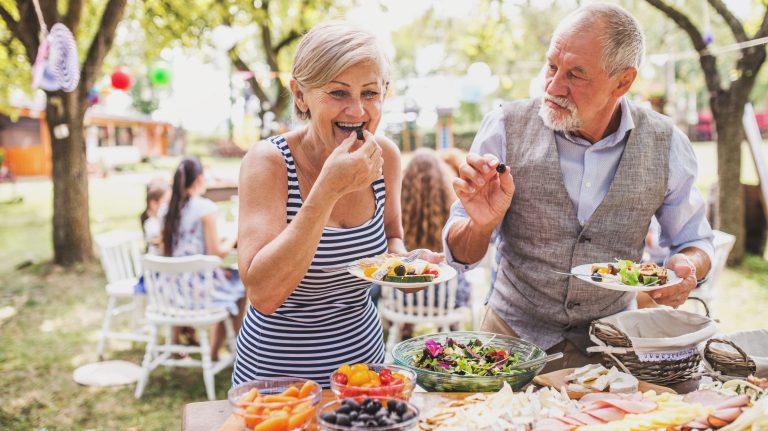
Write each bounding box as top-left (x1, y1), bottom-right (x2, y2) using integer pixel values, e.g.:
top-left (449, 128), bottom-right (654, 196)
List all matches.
top-left (134, 254), bottom-right (236, 400)
top-left (94, 229), bottom-right (149, 359)
top-left (380, 278), bottom-right (470, 354)
top-left (688, 230), bottom-right (737, 317)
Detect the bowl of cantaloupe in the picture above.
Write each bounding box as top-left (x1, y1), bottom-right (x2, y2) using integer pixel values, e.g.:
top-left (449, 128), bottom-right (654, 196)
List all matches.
top-left (228, 377), bottom-right (322, 430)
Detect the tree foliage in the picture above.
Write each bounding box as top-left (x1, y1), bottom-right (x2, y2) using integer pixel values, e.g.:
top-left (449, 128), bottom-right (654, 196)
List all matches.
top-left (1, 0), bottom-right (129, 265)
top-left (644, 0), bottom-right (768, 264)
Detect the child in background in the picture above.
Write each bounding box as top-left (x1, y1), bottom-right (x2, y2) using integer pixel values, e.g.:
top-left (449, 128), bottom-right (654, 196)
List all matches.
top-left (141, 182), bottom-right (170, 255)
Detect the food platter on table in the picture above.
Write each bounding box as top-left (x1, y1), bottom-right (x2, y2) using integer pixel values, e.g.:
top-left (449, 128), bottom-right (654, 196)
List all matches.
top-left (532, 366), bottom-right (676, 400)
top-left (570, 260), bottom-right (682, 292)
top-left (348, 253), bottom-right (457, 293)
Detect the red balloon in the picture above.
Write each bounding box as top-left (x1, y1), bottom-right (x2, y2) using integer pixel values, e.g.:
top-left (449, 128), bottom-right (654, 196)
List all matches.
top-left (110, 68), bottom-right (132, 90)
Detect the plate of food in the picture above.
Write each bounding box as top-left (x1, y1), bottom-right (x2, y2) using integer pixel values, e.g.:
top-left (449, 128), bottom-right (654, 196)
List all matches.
top-left (570, 260), bottom-right (682, 292)
top-left (349, 253), bottom-right (457, 293)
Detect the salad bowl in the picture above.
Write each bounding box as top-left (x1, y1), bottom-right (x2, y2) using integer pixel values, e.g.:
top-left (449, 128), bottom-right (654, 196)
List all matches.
top-left (391, 331), bottom-right (547, 392)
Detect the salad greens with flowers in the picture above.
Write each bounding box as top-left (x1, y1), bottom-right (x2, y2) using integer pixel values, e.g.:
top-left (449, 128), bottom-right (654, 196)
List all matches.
top-left (413, 337), bottom-right (525, 376)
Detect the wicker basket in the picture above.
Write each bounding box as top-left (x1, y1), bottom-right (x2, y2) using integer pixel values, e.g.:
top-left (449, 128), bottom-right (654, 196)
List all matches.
top-left (589, 320), bottom-right (701, 386)
top-left (703, 338), bottom-right (757, 380)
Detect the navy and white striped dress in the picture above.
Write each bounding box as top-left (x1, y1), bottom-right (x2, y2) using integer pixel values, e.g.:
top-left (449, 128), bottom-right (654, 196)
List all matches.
top-left (232, 135), bottom-right (387, 388)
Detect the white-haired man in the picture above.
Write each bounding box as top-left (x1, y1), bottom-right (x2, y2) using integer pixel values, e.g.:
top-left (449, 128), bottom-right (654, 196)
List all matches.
top-left (443, 3), bottom-right (714, 370)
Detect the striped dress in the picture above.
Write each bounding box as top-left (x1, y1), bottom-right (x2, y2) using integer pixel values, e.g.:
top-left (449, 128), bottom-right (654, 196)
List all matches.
top-left (232, 135), bottom-right (387, 388)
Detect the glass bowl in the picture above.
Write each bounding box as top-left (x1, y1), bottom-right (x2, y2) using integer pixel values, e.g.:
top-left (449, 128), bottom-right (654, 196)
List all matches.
top-left (316, 397), bottom-right (419, 431)
top-left (391, 331), bottom-right (547, 392)
top-left (228, 377), bottom-right (322, 431)
top-left (330, 363), bottom-right (416, 400)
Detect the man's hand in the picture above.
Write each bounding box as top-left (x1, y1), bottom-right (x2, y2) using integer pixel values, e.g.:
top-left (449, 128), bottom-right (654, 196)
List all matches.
top-left (452, 153), bottom-right (515, 229)
top-left (649, 253), bottom-right (697, 307)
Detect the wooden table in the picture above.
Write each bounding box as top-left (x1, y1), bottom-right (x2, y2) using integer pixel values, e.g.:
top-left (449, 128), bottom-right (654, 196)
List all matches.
top-left (182, 380), bottom-right (702, 431)
top-left (204, 183), bottom-right (238, 202)
top-left (182, 390), bottom-right (471, 431)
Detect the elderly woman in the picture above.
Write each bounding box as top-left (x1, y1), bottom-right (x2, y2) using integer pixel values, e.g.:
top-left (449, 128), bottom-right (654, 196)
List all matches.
top-left (232, 21), bottom-right (407, 387)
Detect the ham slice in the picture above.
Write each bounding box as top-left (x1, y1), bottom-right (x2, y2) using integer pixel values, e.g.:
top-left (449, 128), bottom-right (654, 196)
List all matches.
top-left (710, 407), bottom-right (744, 423)
top-left (586, 406), bottom-right (626, 423)
top-left (593, 398), bottom-right (657, 414)
top-left (683, 390), bottom-right (733, 407)
top-left (570, 412), bottom-right (605, 425)
top-left (684, 419), bottom-right (712, 429)
top-left (555, 416), bottom-right (587, 426)
top-left (579, 392), bottom-right (621, 404)
top-left (532, 417), bottom-right (577, 431)
top-left (713, 394), bottom-right (750, 410)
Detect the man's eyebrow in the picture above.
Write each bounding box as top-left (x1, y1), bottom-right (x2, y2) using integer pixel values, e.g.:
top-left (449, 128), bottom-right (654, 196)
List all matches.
top-left (572, 66), bottom-right (588, 75)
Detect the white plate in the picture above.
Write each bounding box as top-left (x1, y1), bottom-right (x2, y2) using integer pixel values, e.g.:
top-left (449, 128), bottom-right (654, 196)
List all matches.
top-left (570, 262), bottom-right (682, 292)
top-left (349, 263), bottom-right (458, 293)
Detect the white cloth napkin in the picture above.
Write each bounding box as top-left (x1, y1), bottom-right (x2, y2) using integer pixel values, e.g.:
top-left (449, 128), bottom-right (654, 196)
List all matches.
top-left (591, 308), bottom-right (718, 362)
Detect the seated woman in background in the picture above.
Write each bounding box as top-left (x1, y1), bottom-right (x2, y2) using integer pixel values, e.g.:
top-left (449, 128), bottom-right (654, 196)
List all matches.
top-left (161, 156), bottom-right (245, 360)
top-left (400, 148), bottom-right (470, 336)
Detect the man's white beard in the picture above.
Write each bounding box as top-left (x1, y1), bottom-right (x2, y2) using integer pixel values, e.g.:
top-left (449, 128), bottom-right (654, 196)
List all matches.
top-left (539, 95), bottom-right (583, 131)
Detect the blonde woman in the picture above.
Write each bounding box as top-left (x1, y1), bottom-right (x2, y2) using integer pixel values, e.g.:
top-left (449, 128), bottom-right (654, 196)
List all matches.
top-left (400, 148), bottom-right (470, 336)
top-left (234, 21), bottom-right (407, 387)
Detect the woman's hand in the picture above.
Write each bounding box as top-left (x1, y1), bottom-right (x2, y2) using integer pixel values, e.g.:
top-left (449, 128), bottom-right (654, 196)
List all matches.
top-left (317, 130), bottom-right (383, 199)
top-left (452, 153), bottom-right (514, 230)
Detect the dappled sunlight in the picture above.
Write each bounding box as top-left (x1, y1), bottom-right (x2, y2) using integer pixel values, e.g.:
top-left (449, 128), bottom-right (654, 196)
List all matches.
top-left (0, 305), bottom-right (16, 325)
top-left (39, 318), bottom-right (65, 333)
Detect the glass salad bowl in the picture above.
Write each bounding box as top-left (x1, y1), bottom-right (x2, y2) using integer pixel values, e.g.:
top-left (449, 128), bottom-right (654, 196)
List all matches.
top-left (391, 331), bottom-right (547, 392)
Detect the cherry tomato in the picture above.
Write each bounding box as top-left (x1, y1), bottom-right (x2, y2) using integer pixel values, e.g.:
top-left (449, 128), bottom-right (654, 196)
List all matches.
top-left (379, 373), bottom-right (393, 385)
top-left (333, 372), bottom-right (348, 385)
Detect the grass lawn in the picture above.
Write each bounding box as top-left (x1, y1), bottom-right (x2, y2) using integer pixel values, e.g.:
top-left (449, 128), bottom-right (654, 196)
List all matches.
top-left (1, 145), bottom-right (768, 430)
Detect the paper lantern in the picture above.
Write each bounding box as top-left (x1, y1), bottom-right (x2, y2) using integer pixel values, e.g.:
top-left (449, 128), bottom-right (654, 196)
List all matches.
top-left (110, 68), bottom-right (132, 90)
top-left (31, 23), bottom-right (80, 92)
top-left (149, 65), bottom-right (172, 86)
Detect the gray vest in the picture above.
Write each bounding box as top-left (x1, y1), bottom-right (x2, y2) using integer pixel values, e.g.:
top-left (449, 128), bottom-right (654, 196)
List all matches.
top-left (490, 99), bottom-right (672, 351)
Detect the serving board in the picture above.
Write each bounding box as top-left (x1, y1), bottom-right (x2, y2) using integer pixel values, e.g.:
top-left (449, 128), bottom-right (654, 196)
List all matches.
top-left (533, 368), bottom-right (676, 399)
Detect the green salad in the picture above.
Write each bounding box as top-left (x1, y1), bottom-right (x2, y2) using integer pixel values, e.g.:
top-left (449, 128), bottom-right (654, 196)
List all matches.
top-left (413, 337), bottom-right (525, 376)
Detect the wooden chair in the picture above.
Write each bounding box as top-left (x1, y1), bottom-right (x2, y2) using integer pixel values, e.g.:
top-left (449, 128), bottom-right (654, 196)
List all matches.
top-left (94, 229), bottom-right (149, 359)
top-left (134, 254), bottom-right (235, 401)
top-left (688, 230), bottom-right (737, 317)
top-left (380, 277), bottom-right (469, 355)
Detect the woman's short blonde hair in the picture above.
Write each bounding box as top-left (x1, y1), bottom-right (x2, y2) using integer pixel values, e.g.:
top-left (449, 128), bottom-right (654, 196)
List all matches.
top-left (292, 20), bottom-right (391, 120)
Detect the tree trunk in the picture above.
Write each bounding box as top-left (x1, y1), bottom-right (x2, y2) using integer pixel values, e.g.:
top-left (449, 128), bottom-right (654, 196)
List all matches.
top-left (713, 98), bottom-right (745, 264)
top-left (46, 91), bottom-right (93, 265)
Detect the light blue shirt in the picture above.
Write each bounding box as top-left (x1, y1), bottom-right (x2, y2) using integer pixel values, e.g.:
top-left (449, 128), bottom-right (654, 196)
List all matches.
top-left (443, 97), bottom-right (715, 270)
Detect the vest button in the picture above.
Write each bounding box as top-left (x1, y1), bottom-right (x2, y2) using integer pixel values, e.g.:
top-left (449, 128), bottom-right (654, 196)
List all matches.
top-left (566, 301), bottom-right (580, 309)
top-left (579, 236), bottom-right (591, 243)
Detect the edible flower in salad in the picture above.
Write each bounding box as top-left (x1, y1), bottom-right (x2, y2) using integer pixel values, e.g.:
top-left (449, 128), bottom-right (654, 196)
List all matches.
top-left (414, 338), bottom-right (524, 376)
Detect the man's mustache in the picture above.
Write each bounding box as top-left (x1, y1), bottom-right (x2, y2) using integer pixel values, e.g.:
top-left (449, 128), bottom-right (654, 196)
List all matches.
top-left (543, 95), bottom-right (576, 113)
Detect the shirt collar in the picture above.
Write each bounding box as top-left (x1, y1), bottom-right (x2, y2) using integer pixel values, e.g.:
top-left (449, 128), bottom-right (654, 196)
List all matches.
top-left (558, 97), bottom-right (635, 148)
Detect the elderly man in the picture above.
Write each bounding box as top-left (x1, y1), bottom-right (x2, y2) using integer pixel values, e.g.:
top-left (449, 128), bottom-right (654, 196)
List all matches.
top-left (443, 3), bottom-right (714, 370)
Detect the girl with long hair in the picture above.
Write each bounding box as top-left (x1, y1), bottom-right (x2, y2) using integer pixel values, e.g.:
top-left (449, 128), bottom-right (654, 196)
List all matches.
top-left (161, 156), bottom-right (245, 360)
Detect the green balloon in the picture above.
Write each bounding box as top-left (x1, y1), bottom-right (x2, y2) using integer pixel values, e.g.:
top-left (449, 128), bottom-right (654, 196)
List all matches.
top-left (149, 65), bottom-right (172, 85)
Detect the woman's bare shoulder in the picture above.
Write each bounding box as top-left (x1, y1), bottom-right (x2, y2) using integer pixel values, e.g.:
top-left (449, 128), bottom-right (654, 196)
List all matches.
top-left (374, 134), bottom-right (401, 159)
top-left (241, 138), bottom-right (287, 179)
